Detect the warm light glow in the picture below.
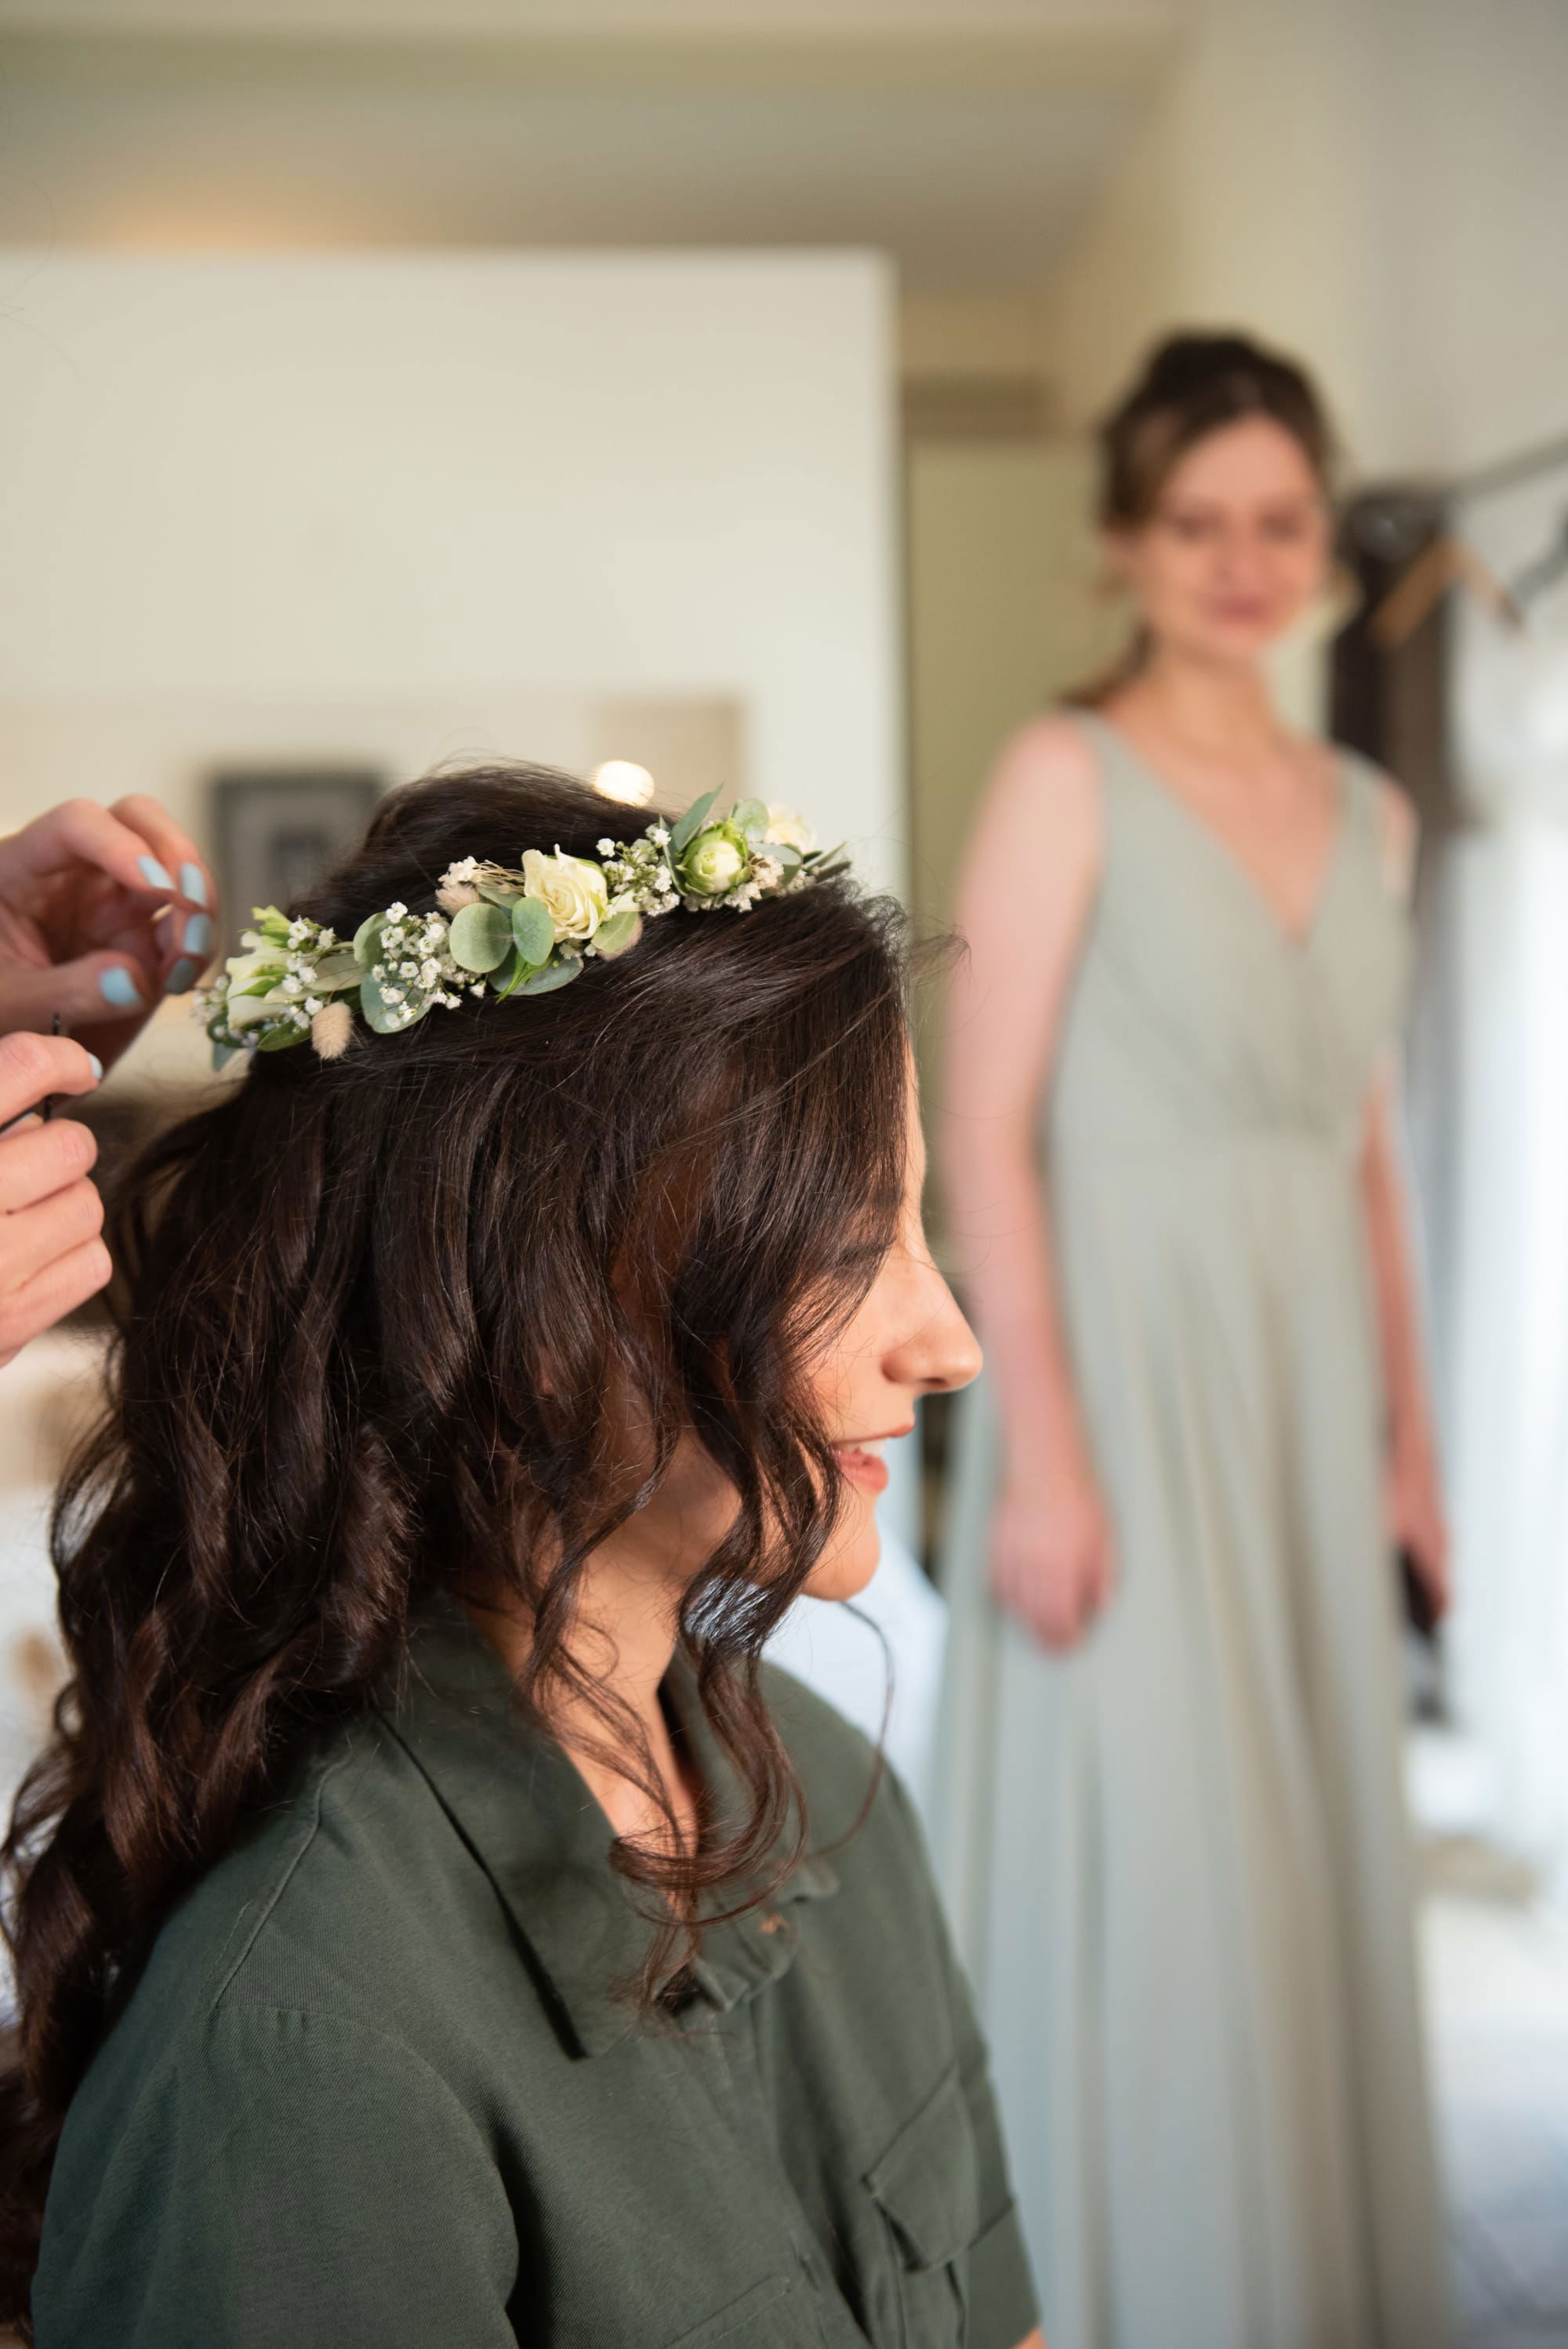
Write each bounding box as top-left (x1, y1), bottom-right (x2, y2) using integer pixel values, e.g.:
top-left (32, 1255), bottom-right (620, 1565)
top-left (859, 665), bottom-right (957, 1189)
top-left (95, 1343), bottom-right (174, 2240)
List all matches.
top-left (592, 761), bottom-right (656, 808)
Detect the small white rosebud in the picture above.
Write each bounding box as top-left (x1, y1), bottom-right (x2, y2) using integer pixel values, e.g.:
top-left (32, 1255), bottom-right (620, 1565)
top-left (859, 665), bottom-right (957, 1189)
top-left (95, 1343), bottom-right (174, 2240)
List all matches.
top-left (763, 806), bottom-right (815, 854)
top-left (680, 827), bottom-right (748, 898)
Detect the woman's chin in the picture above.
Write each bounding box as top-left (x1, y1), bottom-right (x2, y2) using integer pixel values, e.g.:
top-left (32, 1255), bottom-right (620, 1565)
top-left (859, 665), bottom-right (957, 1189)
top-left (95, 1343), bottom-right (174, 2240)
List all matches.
top-left (801, 1513), bottom-right (883, 1604)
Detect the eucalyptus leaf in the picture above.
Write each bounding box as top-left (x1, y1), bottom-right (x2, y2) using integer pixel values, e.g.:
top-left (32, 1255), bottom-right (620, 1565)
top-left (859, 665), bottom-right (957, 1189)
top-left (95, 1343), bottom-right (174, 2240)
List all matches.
top-left (353, 912), bottom-right (389, 968)
top-left (256, 1022), bottom-right (308, 1054)
top-left (361, 974), bottom-right (427, 1034)
top-left (309, 949), bottom-right (364, 990)
top-left (510, 896), bottom-right (555, 966)
top-left (517, 957), bottom-right (583, 996)
top-left (670, 788), bottom-right (720, 856)
top-left (731, 797), bottom-right (769, 840)
top-left (771, 843), bottom-right (804, 871)
top-left (448, 900), bottom-right (514, 972)
top-left (489, 946), bottom-right (524, 999)
top-left (212, 1041), bottom-right (242, 1073)
top-left (476, 879), bottom-right (524, 909)
top-left (592, 909), bottom-right (642, 960)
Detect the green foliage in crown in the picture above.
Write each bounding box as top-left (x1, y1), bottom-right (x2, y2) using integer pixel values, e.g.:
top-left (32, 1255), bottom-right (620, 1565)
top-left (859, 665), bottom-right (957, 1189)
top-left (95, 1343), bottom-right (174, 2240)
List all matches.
top-left (196, 793), bottom-right (829, 1069)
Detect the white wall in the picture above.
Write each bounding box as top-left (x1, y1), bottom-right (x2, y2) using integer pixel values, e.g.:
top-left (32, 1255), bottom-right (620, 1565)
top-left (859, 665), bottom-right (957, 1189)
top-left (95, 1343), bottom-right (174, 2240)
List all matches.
top-left (0, 248), bottom-right (902, 892)
top-left (1360, 0), bottom-right (1568, 475)
top-left (1040, 0), bottom-right (1568, 485)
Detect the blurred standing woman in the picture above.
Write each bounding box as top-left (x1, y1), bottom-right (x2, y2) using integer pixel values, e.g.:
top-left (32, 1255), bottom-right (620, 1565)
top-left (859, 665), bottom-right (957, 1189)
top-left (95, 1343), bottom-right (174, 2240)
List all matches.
top-left (935, 335), bottom-right (1450, 2349)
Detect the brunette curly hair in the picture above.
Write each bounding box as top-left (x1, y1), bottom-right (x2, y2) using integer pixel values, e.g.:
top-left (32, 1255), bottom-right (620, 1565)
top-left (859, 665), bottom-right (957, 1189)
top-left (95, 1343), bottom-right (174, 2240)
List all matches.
top-left (0, 763), bottom-right (910, 2326)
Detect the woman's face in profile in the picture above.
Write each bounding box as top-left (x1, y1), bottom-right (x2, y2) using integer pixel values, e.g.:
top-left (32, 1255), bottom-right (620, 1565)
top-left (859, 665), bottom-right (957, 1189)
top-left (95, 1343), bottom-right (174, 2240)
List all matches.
top-left (622, 1077), bottom-right (980, 1610)
top-left (1111, 414), bottom-right (1331, 670)
top-left (800, 1080), bottom-right (981, 1601)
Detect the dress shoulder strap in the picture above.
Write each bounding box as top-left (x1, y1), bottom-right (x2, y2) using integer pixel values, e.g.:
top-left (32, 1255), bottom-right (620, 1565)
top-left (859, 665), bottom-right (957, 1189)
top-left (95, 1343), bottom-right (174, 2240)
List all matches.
top-left (1061, 706), bottom-right (1142, 823)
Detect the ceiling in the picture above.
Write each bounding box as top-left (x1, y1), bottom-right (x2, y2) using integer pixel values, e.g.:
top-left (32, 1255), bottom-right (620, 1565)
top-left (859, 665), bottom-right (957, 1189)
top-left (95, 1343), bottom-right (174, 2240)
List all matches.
top-left (0, 14), bottom-right (1174, 293)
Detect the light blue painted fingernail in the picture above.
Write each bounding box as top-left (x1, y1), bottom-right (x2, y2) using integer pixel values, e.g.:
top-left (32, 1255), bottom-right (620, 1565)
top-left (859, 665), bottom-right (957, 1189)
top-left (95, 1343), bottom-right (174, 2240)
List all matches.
top-left (182, 913), bottom-right (212, 957)
top-left (87, 1053), bottom-right (103, 1080)
top-left (180, 862), bottom-right (208, 907)
top-left (99, 967), bottom-right (144, 1010)
top-left (137, 855), bottom-right (174, 891)
top-left (167, 957), bottom-right (199, 996)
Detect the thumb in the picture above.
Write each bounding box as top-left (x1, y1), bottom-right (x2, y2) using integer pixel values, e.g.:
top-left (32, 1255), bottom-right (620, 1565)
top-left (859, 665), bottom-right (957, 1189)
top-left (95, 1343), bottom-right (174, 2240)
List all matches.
top-left (0, 951), bottom-right (154, 1034)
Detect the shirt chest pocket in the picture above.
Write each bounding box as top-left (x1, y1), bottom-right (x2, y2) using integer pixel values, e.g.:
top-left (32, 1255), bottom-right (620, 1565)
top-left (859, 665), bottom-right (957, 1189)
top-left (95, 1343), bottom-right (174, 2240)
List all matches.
top-left (862, 2064), bottom-right (980, 2349)
top-left (665, 2272), bottom-right (814, 2346)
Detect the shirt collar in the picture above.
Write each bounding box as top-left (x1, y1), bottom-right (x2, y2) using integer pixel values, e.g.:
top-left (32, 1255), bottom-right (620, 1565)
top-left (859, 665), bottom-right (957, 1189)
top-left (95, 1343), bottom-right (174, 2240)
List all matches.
top-left (378, 1596), bottom-right (838, 2058)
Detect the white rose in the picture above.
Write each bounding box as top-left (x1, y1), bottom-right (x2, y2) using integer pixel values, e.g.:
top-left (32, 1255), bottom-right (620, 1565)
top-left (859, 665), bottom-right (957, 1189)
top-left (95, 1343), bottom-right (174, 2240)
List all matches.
top-left (764, 805), bottom-right (815, 853)
top-left (521, 847), bottom-right (609, 942)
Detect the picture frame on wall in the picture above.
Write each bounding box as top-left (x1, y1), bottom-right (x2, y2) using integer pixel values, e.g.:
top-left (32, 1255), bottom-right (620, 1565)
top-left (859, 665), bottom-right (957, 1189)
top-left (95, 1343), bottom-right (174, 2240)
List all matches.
top-left (211, 768), bottom-right (384, 949)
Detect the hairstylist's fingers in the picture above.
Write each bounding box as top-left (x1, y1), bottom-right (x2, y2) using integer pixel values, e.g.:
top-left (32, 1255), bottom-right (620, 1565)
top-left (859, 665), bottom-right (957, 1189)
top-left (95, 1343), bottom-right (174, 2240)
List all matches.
top-left (107, 795), bottom-right (213, 920)
top-left (0, 1234), bottom-right (112, 1369)
top-left (0, 798), bottom-right (193, 908)
top-left (0, 1174), bottom-right (107, 1363)
top-left (0, 1115), bottom-right (97, 1213)
top-left (1, 1171), bottom-right (104, 1270)
top-left (0, 951), bottom-right (151, 1039)
top-left (0, 1031), bottom-right (103, 1127)
top-left (105, 797), bottom-right (216, 986)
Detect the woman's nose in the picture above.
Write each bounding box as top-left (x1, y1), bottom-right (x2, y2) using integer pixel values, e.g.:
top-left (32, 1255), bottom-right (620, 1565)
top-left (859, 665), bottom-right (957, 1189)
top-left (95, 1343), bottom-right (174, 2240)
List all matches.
top-left (888, 1269), bottom-right (983, 1397)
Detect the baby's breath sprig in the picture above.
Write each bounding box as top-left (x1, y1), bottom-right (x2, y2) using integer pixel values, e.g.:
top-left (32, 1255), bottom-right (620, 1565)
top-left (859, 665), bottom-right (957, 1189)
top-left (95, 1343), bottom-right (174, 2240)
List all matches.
top-left (196, 793), bottom-right (825, 1069)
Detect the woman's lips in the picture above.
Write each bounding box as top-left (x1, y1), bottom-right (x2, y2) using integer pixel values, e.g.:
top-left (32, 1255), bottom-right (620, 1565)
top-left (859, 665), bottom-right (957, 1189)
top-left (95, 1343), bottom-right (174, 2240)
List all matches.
top-left (833, 1436), bottom-right (891, 1495)
top-left (1206, 599), bottom-right (1273, 626)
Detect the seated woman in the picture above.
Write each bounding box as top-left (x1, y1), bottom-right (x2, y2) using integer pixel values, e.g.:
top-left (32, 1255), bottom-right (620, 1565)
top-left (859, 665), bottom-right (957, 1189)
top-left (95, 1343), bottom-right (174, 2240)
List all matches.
top-left (1, 766), bottom-right (1043, 2349)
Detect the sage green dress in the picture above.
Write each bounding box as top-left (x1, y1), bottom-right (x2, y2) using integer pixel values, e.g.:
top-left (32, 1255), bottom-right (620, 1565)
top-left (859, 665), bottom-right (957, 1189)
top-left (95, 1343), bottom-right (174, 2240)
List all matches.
top-left (932, 713), bottom-right (1449, 2349)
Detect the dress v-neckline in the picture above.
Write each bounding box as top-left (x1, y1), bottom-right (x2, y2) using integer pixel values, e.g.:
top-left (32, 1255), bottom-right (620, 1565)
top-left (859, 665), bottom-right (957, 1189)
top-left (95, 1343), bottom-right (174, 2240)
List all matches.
top-left (1087, 711), bottom-right (1350, 957)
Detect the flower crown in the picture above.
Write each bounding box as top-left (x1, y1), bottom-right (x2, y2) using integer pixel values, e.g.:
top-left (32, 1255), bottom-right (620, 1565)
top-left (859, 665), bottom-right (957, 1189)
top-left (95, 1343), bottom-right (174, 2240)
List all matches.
top-left (198, 791), bottom-right (829, 1068)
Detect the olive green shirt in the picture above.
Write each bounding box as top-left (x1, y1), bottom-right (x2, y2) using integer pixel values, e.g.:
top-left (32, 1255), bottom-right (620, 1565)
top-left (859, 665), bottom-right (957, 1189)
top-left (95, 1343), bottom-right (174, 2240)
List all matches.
top-left (35, 1603), bottom-right (1036, 2348)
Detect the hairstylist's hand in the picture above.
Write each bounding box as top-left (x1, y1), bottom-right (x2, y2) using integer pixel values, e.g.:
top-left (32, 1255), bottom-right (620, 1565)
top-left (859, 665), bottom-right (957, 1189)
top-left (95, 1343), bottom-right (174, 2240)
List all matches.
top-left (991, 1448), bottom-right (1116, 1651)
top-left (0, 797), bottom-right (216, 1069)
top-left (0, 1032), bottom-right (109, 1366)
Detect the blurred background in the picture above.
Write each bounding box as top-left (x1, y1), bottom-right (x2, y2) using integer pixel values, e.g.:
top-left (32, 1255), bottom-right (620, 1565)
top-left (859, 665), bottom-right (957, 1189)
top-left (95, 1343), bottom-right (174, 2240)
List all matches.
top-left (2, 2), bottom-right (1567, 2340)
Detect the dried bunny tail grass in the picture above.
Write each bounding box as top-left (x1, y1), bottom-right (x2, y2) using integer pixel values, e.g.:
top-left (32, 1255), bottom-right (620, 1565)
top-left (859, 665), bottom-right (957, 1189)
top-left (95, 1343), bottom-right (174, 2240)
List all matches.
top-left (310, 1001), bottom-right (354, 1060)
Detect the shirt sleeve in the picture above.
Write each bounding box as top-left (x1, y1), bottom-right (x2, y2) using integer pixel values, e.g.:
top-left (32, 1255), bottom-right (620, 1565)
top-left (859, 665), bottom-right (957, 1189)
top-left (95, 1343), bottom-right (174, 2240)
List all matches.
top-left (883, 1769), bottom-right (1040, 2349)
top-left (35, 2003), bottom-right (523, 2349)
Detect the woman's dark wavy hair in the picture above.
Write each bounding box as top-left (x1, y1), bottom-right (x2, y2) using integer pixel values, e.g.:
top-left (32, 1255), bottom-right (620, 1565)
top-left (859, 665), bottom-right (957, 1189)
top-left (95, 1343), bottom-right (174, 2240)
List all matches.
top-left (1066, 329), bottom-right (1337, 706)
top-left (0, 764), bottom-right (910, 2323)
